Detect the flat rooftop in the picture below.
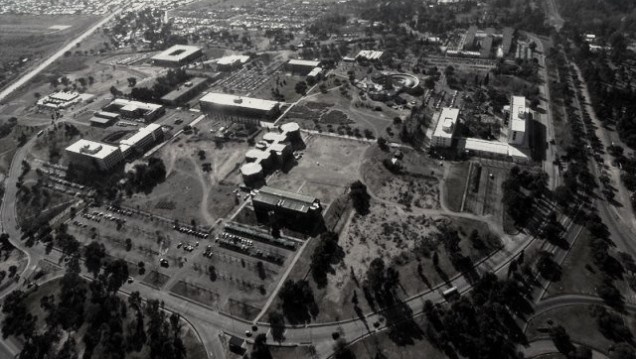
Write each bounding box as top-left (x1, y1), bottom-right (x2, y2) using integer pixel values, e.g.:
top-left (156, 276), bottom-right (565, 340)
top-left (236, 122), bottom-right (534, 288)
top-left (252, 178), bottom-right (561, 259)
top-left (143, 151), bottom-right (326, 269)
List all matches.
top-left (200, 92), bottom-right (279, 112)
top-left (217, 55), bottom-right (250, 65)
top-left (253, 186), bottom-right (319, 214)
top-left (464, 138), bottom-right (529, 160)
top-left (110, 98), bottom-right (163, 112)
top-left (66, 139), bottom-right (120, 159)
top-left (510, 96), bottom-right (526, 133)
top-left (152, 45), bottom-right (202, 63)
top-left (120, 123), bottom-right (162, 147)
top-left (287, 59), bottom-right (320, 67)
top-left (161, 77), bottom-right (208, 102)
top-left (356, 50), bottom-right (384, 60)
top-left (433, 107), bottom-right (460, 139)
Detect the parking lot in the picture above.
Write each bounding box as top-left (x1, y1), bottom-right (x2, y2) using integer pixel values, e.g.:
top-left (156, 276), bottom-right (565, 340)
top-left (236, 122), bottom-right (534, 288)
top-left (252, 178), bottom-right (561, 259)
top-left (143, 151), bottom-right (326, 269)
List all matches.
top-left (67, 201), bottom-right (299, 320)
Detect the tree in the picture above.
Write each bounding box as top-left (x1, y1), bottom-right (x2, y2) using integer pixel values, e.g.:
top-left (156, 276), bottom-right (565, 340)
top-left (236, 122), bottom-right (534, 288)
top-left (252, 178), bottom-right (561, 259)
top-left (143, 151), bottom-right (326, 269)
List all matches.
top-left (377, 136), bottom-right (388, 151)
top-left (333, 338), bottom-right (356, 359)
top-left (295, 81), bottom-right (308, 95)
top-left (84, 241), bottom-right (106, 277)
top-left (549, 325), bottom-right (575, 355)
top-left (611, 343), bottom-right (636, 359)
top-left (529, 41), bottom-right (537, 53)
top-left (209, 265), bottom-right (217, 281)
top-left (109, 86), bottom-right (122, 98)
top-left (104, 259), bottom-right (129, 293)
top-left (250, 333), bottom-right (272, 359)
top-left (349, 181), bottom-right (370, 215)
top-left (127, 77), bottom-right (137, 87)
top-left (125, 238), bottom-right (132, 251)
top-left (268, 312), bottom-right (285, 342)
top-left (310, 232), bottom-right (344, 287)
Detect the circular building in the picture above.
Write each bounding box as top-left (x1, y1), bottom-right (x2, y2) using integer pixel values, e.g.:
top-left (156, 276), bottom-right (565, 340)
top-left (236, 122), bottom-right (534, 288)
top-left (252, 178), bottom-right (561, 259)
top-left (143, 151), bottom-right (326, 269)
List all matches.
top-left (241, 162), bottom-right (264, 188)
top-left (280, 122), bottom-right (301, 143)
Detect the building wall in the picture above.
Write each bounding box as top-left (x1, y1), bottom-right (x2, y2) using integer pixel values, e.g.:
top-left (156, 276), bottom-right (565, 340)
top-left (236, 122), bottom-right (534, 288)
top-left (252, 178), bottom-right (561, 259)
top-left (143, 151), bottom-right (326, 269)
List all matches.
top-left (509, 130), bottom-right (525, 146)
top-left (66, 149), bottom-right (123, 171)
top-left (200, 102), bottom-right (280, 120)
top-left (432, 136), bottom-right (452, 148)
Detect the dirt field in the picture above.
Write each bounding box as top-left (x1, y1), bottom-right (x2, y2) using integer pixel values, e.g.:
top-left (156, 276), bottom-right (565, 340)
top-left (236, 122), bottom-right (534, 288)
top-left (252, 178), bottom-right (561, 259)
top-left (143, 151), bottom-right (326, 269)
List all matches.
top-left (267, 200), bottom-right (500, 323)
top-left (267, 134), bottom-right (370, 205)
top-left (125, 133), bottom-right (247, 226)
top-left (361, 145), bottom-right (443, 209)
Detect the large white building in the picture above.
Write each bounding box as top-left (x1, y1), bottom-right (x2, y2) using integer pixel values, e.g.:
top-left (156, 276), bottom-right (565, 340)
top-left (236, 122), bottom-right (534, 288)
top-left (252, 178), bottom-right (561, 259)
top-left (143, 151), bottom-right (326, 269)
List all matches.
top-left (65, 139), bottom-right (124, 171)
top-left (286, 59), bottom-right (321, 75)
top-left (37, 91), bottom-right (81, 109)
top-left (152, 45), bottom-right (202, 67)
top-left (65, 124), bottom-right (164, 171)
top-left (119, 123), bottom-right (164, 158)
top-left (356, 50), bottom-right (384, 61)
top-left (200, 93), bottom-right (280, 120)
top-left (507, 96), bottom-right (527, 146)
top-left (432, 107), bottom-right (459, 148)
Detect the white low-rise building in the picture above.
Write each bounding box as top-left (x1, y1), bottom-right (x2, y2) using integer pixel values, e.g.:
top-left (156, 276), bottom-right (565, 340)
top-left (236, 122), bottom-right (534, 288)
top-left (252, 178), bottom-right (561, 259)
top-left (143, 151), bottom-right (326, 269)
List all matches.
top-left (37, 91), bottom-right (81, 109)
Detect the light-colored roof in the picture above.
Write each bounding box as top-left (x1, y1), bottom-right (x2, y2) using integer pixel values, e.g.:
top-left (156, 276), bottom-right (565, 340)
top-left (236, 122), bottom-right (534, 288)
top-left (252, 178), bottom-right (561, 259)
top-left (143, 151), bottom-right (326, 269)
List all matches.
top-left (200, 93), bottom-right (279, 112)
top-left (464, 138), bottom-right (508, 155)
top-left (66, 139), bottom-right (120, 159)
top-left (119, 123), bottom-right (162, 147)
top-left (433, 107), bottom-right (459, 140)
top-left (241, 162), bottom-right (263, 176)
top-left (216, 55), bottom-right (250, 65)
top-left (280, 122), bottom-right (300, 133)
top-left (49, 91), bottom-right (79, 101)
top-left (152, 45), bottom-right (202, 63)
top-left (356, 50), bottom-right (384, 60)
top-left (307, 67), bottom-right (323, 77)
top-left (111, 98), bottom-right (163, 112)
top-left (288, 59), bottom-right (320, 67)
top-left (464, 138), bottom-right (529, 160)
top-left (246, 149), bottom-right (271, 161)
top-left (510, 96), bottom-right (526, 133)
top-left (263, 132), bottom-right (287, 143)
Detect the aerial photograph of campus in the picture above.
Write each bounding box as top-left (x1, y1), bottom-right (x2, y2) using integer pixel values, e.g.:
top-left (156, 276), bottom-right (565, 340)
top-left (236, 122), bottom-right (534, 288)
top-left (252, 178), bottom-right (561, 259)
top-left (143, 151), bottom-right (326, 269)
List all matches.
top-left (2, 0), bottom-right (636, 358)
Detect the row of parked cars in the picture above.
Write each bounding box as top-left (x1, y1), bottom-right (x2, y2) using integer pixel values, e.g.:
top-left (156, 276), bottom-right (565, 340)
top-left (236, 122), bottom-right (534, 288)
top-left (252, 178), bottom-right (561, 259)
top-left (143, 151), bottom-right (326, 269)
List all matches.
top-left (172, 225), bottom-right (209, 239)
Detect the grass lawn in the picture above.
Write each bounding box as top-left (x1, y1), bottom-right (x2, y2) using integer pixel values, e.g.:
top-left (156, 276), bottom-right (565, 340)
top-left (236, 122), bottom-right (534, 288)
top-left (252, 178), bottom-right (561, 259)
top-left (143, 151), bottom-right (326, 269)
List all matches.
top-left (444, 162), bottom-right (469, 212)
top-left (525, 305), bottom-right (627, 354)
top-left (546, 229), bottom-right (599, 298)
top-left (348, 321), bottom-right (445, 359)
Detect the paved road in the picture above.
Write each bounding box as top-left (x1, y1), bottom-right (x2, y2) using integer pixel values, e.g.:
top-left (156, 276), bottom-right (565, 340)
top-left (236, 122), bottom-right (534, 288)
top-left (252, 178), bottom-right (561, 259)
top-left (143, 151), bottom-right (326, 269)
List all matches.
top-left (0, 9), bottom-right (124, 103)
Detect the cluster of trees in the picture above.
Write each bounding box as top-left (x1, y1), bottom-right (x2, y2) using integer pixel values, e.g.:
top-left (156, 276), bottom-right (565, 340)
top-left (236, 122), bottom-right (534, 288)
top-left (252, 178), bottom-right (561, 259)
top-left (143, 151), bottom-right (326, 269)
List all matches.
top-left (123, 157), bottom-right (167, 195)
top-left (277, 280), bottom-right (318, 324)
top-left (423, 272), bottom-right (532, 358)
top-left (363, 257), bottom-right (400, 310)
top-left (349, 181), bottom-right (371, 215)
top-left (128, 68), bottom-right (190, 103)
top-left (2, 235), bottom-right (189, 359)
top-left (502, 166), bottom-right (548, 225)
top-left (310, 232), bottom-right (345, 287)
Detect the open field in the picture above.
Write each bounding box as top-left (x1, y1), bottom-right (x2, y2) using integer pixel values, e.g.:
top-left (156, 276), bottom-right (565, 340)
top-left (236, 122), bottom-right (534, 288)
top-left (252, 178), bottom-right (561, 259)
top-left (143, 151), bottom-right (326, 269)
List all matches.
top-left (267, 134), bottom-right (370, 205)
top-left (348, 321), bottom-right (446, 359)
top-left (124, 131), bottom-right (247, 226)
top-left (545, 229), bottom-right (599, 298)
top-left (0, 14), bottom-right (100, 91)
top-left (361, 145), bottom-right (443, 209)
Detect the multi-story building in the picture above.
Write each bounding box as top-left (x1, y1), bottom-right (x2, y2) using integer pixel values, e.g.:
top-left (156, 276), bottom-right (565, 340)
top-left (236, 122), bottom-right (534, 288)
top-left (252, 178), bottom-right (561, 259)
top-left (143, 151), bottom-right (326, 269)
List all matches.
top-left (432, 107), bottom-right (459, 148)
top-left (119, 123), bottom-right (164, 158)
top-left (507, 96), bottom-right (527, 146)
top-left (65, 139), bottom-right (124, 171)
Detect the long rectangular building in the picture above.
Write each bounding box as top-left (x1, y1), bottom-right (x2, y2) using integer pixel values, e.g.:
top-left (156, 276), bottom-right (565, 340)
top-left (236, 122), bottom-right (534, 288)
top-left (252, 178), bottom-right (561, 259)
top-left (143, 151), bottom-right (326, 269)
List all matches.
top-left (252, 186), bottom-right (322, 227)
top-left (508, 96), bottom-right (527, 146)
top-left (200, 93), bottom-right (280, 119)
